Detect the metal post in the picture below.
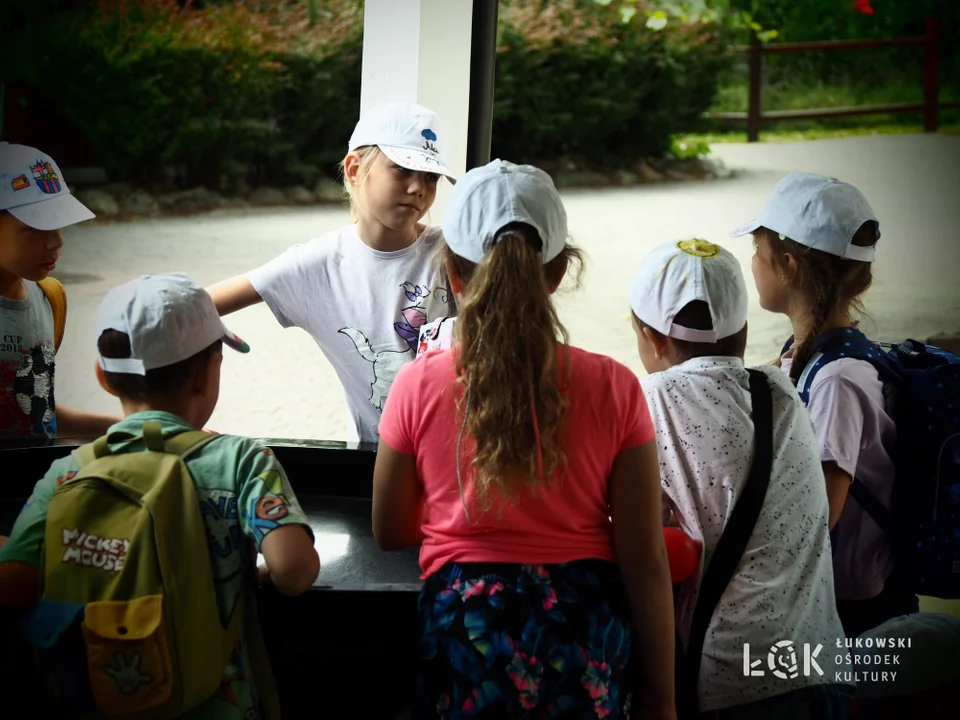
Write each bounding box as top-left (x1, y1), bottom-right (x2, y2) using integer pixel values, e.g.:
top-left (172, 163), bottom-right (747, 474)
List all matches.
top-left (923, 17), bottom-right (939, 133)
top-left (747, 30), bottom-right (762, 143)
top-left (465, 0), bottom-right (499, 170)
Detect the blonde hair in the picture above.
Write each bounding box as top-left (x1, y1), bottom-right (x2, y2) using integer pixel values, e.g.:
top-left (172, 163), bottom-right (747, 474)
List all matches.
top-left (757, 224), bottom-right (876, 382)
top-left (339, 145), bottom-right (387, 222)
top-left (445, 223), bottom-right (585, 514)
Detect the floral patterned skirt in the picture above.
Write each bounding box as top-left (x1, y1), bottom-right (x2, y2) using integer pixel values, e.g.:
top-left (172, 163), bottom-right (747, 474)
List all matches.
top-left (414, 559), bottom-right (636, 719)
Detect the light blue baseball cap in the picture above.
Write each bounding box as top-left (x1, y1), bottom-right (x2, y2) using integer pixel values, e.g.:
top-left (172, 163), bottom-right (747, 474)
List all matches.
top-left (0, 142), bottom-right (95, 231)
top-left (442, 159), bottom-right (568, 265)
top-left (730, 171), bottom-right (880, 262)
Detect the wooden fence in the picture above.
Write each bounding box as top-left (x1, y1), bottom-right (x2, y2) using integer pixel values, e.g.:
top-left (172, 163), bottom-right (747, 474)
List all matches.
top-left (712, 18), bottom-right (960, 142)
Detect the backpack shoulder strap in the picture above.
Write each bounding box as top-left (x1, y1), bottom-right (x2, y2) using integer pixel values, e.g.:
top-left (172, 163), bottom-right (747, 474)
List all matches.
top-left (161, 427), bottom-right (241, 668)
top-left (795, 327), bottom-right (896, 405)
top-left (779, 335), bottom-right (795, 358)
top-left (678, 369), bottom-right (774, 718)
top-left (72, 426), bottom-right (217, 463)
top-left (162, 429), bottom-right (220, 459)
top-left (70, 424), bottom-right (164, 472)
top-left (796, 329), bottom-right (899, 534)
top-left (37, 277), bottom-right (67, 352)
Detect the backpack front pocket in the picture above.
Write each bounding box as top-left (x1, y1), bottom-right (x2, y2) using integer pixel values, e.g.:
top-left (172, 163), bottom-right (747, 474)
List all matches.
top-left (82, 594), bottom-right (173, 713)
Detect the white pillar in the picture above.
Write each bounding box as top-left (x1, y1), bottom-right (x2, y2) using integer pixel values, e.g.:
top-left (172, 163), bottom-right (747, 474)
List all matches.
top-left (360, 0), bottom-right (474, 220)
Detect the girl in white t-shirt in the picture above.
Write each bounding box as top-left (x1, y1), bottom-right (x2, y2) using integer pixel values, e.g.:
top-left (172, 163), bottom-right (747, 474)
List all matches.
top-left (733, 172), bottom-right (918, 638)
top-left (207, 102), bottom-right (458, 443)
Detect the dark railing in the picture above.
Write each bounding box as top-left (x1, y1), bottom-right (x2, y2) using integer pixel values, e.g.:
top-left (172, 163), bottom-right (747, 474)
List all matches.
top-left (713, 18), bottom-right (959, 142)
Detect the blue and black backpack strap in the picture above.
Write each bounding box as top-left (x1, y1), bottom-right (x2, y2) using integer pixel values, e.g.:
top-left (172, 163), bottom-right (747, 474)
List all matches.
top-left (780, 335), bottom-right (795, 359)
top-left (789, 327), bottom-right (901, 536)
top-left (793, 327), bottom-right (899, 405)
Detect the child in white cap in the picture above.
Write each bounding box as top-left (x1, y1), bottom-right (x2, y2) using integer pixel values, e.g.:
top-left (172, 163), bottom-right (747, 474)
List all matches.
top-left (731, 172), bottom-right (916, 639)
top-left (207, 102), bottom-right (459, 444)
top-left (0, 141), bottom-right (119, 441)
top-left (374, 160), bottom-right (676, 719)
top-left (629, 239), bottom-right (851, 718)
top-left (0, 272), bottom-right (319, 719)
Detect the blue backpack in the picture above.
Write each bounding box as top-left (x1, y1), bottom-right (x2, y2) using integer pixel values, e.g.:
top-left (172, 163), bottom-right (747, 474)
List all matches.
top-left (785, 327), bottom-right (960, 599)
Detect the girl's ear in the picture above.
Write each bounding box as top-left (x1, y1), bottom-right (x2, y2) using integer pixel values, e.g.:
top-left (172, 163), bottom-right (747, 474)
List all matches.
top-left (546, 256), bottom-right (569, 295)
top-left (781, 252), bottom-right (801, 284)
top-left (444, 257), bottom-right (464, 295)
top-left (343, 153), bottom-right (362, 188)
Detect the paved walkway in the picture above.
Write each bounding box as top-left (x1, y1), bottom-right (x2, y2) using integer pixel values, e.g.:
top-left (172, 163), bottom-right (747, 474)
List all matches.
top-left (54, 134), bottom-right (960, 440)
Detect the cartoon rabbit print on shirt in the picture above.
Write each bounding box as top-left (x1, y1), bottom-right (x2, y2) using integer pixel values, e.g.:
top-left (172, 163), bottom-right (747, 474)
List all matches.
top-left (340, 281), bottom-right (452, 412)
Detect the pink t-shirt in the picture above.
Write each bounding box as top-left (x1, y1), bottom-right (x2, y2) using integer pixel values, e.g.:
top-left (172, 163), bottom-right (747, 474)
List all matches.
top-left (379, 345), bottom-right (656, 578)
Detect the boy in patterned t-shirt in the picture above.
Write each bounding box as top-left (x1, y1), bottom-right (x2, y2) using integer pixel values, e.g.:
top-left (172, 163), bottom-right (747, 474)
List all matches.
top-left (0, 141), bottom-right (118, 441)
top-left (0, 272), bottom-right (320, 719)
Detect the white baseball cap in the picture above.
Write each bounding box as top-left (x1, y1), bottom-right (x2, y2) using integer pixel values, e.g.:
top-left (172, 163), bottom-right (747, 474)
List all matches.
top-left (629, 239), bottom-right (748, 343)
top-left (0, 142), bottom-right (95, 231)
top-left (348, 102), bottom-right (456, 182)
top-left (97, 273), bottom-right (249, 375)
top-left (729, 171), bottom-right (880, 262)
top-left (442, 159), bottom-right (568, 264)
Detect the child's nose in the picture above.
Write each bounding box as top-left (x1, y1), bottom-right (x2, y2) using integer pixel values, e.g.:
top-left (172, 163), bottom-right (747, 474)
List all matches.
top-left (45, 230), bottom-right (64, 251)
top-left (408, 174), bottom-right (426, 195)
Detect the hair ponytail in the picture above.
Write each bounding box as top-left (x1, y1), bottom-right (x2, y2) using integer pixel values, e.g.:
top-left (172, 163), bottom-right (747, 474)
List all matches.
top-left (445, 224), bottom-right (583, 512)
top-left (789, 268), bottom-right (840, 383)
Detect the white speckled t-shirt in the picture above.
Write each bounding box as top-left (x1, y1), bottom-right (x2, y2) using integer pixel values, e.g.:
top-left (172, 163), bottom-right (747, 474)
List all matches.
top-left (642, 356), bottom-right (849, 711)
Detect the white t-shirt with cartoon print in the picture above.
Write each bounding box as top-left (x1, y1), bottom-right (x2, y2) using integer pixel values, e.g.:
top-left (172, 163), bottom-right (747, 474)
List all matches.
top-left (249, 224), bottom-right (456, 443)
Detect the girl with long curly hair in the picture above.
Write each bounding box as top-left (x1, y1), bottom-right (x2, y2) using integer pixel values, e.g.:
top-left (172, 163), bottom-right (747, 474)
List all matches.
top-left (373, 160), bottom-right (675, 719)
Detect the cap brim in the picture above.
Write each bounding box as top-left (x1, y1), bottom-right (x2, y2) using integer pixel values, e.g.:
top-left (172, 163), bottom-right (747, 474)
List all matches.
top-left (8, 193), bottom-right (96, 231)
top-left (221, 325), bottom-right (250, 354)
top-left (728, 219), bottom-right (761, 239)
top-left (379, 145), bottom-right (457, 182)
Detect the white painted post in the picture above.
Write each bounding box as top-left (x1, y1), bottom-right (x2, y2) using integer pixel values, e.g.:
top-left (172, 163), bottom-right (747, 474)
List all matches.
top-left (360, 0), bottom-right (474, 221)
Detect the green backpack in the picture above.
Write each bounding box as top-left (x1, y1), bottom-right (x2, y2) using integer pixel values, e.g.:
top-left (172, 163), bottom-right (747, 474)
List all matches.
top-left (31, 422), bottom-right (244, 718)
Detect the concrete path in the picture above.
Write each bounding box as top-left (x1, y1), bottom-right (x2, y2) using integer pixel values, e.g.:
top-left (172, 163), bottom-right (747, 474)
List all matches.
top-left (54, 134), bottom-right (960, 440)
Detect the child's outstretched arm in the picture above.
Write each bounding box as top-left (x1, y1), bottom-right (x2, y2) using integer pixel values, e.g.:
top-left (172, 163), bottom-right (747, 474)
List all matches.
top-left (0, 465), bottom-right (62, 607)
top-left (371, 439), bottom-right (425, 550)
top-left (206, 275), bottom-right (263, 317)
top-left (238, 443), bottom-right (319, 595)
top-left (259, 525), bottom-right (320, 595)
top-left (611, 441), bottom-right (677, 720)
top-left (56, 405), bottom-right (120, 438)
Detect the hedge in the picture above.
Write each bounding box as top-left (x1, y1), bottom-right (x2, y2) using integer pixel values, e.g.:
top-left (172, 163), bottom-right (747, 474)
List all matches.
top-left (3, 0), bottom-right (728, 188)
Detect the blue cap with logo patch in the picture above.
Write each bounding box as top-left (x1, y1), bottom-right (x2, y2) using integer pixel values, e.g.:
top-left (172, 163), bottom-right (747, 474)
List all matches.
top-left (0, 142), bottom-right (95, 231)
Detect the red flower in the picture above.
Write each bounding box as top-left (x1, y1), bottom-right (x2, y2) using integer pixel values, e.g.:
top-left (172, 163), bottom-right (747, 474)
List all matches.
top-left (853, 0), bottom-right (875, 15)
